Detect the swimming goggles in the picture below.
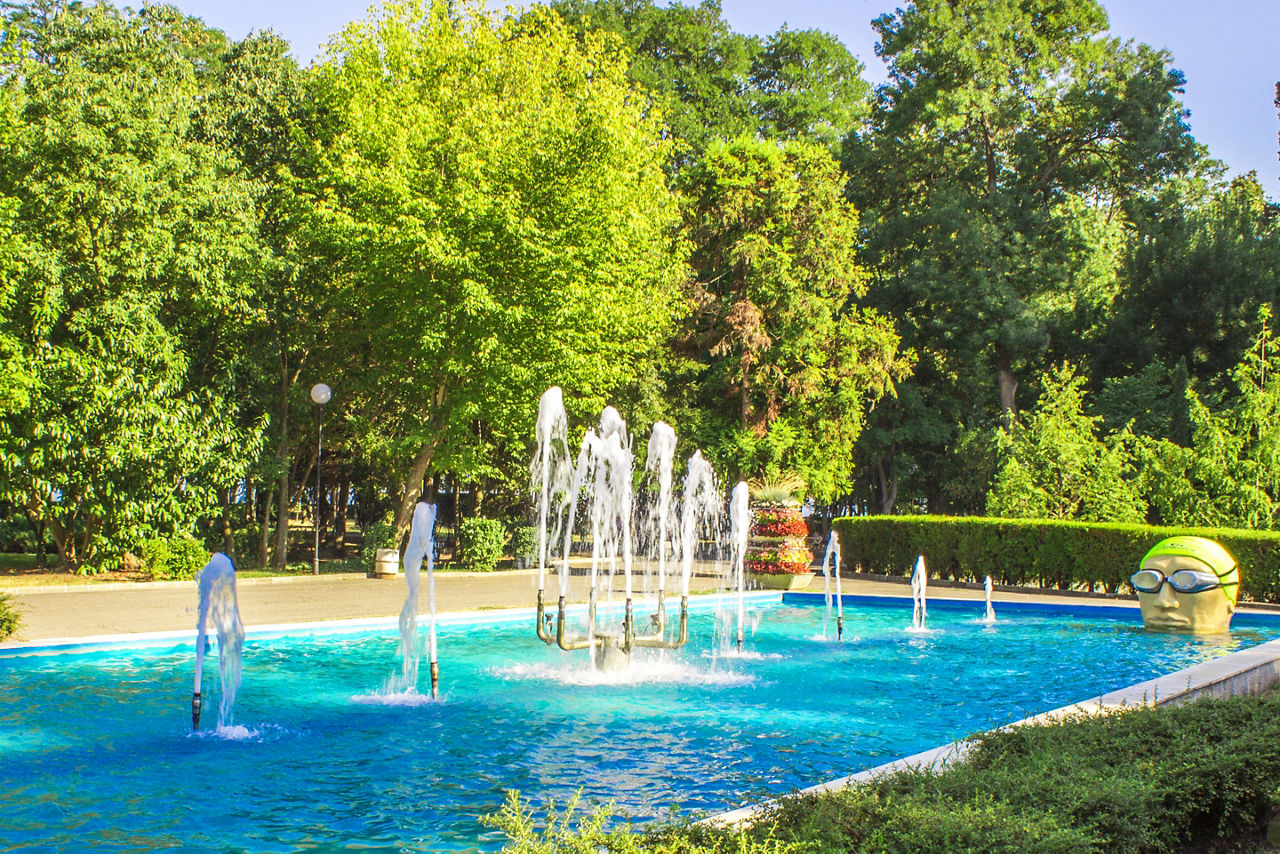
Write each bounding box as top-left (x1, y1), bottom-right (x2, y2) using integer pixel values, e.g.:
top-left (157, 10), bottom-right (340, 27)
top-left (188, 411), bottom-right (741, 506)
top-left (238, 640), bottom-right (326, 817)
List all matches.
top-left (1130, 568), bottom-right (1236, 595)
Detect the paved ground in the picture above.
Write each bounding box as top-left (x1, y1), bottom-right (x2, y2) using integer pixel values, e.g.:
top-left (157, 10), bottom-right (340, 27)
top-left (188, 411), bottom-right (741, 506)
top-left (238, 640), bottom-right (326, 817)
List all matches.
top-left (0, 565), bottom-right (1173, 644)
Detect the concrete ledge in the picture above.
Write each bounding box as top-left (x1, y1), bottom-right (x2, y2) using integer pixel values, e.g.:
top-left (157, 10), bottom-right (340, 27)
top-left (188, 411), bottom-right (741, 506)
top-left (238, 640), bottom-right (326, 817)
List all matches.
top-left (707, 635), bottom-right (1280, 827)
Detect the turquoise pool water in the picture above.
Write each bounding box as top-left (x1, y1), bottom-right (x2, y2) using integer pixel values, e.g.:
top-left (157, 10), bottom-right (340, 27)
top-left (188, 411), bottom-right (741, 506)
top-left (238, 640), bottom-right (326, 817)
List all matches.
top-left (2, 596), bottom-right (1277, 851)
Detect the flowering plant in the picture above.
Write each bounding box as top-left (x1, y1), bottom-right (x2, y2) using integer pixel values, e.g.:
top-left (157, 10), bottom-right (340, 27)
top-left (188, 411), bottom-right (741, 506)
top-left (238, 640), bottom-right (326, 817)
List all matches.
top-left (746, 545), bottom-right (814, 575)
top-left (750, 507), bottom-right (809, 538)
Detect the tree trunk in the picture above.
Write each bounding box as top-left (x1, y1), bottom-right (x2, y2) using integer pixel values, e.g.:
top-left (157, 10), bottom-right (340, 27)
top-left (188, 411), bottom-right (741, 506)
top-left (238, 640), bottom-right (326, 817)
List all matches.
top-left (996, 343), bottom-right (1018, 423)
top-left (335, 480), bottom-right (349, 550)
top-left (393, 440), bottom-right (440, 547)
top-left (218, 487), bottom-right (237, 562)
top-left (876, 457), bottom-right (899, 514)
top-left (259, 483), bottom-right (273, 567)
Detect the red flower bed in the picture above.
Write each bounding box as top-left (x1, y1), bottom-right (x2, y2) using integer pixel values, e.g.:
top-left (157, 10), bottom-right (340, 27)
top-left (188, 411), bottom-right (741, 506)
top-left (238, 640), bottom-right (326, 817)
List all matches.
top-left (750, 507), bottom-right (810, 538)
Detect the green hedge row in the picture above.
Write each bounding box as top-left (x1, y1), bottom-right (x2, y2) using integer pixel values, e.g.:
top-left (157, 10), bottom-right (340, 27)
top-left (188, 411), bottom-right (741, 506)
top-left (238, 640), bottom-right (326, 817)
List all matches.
top-left (832, 515), bottom-right (1280, 602)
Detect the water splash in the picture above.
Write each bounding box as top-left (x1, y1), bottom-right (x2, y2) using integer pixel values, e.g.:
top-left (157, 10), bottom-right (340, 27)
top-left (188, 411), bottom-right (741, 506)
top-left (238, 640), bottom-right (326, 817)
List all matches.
top-left (387, 502), bottom-right (437, 696)
top-left (728, 482), bottom-right (750, 651)
top-left (982, 575), bottom-right (997, 625)
top-left (193, 552), bottom-right (244, 730)
top-left (678, 451), bottom-right (720, 600)
top-left (909, 555), bottom-right (928, 632)
top-left (821, 532), bottom-right (845, 641)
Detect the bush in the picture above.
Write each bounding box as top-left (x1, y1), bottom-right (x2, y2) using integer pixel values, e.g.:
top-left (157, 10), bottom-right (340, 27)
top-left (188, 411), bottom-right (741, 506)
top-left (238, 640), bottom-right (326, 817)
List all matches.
top-left (458, 517), bottom-right (505, 572)
top-left (832, 515), bottom-right (1280, 601)
top-left (0, 591), bottom-right (20, 641)
top-left (739, 693), bottom-right (1280, 853)
top-left (139, 534), bottom-right (208, 581)
top-left (508, 525), bottom-right (537, 567)
top-left (360, 520), bottom-right (398, 572)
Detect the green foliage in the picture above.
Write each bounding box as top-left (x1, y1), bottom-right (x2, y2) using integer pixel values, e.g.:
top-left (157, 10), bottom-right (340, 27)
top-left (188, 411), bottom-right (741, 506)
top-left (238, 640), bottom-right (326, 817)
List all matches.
top-left (458, 517), bottom-right (505, 572)
top-left (483, 790), bottom-right (800, 853)
top-left (0, 3), bottom-right (262, 570)
top-left (1138, 312), bottom-right (1280, 530)
top-left (833, 514), bottom-right (1280, 599)
top-left (849, 0), bottom-right (1198, 511)
top-left (677, 135), bottom-right (909, 497)
top-left (751, 693), bottom-right (1280, 853)
top-left (549, 0), bottom-right (870, 157)
top-left (987, 363), bottom-right (1146, 523)
top-left (0, 590), bottom-right (19, 641)
top-left (508, 526), bottom-right (537, 564)
top-left (312, 0), bottom-right (686, 538)
top-left (140, 534), bottom-right (209, 582)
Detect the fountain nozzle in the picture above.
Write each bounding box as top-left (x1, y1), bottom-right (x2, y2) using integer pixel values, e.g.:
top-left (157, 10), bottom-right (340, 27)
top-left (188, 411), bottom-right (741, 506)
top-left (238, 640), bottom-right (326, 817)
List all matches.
top-left (430, 661), bottom-right (439, 699)
top-left (191, 692), bottom-right (202, 731)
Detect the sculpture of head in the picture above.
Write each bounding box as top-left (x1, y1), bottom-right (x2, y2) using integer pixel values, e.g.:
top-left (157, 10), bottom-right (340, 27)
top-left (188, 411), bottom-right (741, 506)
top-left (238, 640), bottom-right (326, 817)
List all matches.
top-left (1131, 537), bottom-right (1239, 634)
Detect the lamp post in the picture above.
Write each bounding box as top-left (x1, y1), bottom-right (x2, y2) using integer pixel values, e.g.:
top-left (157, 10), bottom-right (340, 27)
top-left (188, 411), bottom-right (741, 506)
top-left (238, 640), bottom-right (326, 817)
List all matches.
top-left (310, 383), bottom-right (331, 575)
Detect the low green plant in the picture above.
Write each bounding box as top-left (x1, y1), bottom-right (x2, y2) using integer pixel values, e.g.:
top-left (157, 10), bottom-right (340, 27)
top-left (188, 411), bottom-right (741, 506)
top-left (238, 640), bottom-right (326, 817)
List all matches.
top-left (139, 534), bottom-right (208, 581)
top-left (509, 526), bottom-right (537, 567)
top-left (0, 591), bottom-right (20, 640)
top-left (483, 790), bottom-right (799, 853)
top-left (458, 517), bottom-right (505, 572)
top-left (360, 520), bottom-right (398, 572)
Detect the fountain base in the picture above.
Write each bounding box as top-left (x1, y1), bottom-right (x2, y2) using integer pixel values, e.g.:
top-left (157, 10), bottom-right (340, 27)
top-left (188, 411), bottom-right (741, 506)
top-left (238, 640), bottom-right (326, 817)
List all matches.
top-left (592, 634), bottom-right (630, 672)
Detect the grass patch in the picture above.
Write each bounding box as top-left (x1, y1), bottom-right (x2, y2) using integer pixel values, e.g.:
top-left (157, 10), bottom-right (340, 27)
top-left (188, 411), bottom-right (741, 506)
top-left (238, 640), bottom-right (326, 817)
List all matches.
top-left (0, 553), bottom-right (40, 572)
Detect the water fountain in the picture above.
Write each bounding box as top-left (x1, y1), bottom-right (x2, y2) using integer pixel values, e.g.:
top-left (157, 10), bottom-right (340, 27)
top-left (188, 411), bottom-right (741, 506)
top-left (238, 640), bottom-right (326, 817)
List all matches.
top-left (821, 532), bottom-right (845, 640)
top-left (728, 482), bottom-right (750, 651)
top-left (192, 552), bottom-right (244, 731)
top-left (983, 575), bottom-right (997, 624)
top-left (532, 387), bottom-right (727, 669)
top-left (391, 501), bottom-right (439, 697)
top-left (910, 555), bottom-right (928, 631)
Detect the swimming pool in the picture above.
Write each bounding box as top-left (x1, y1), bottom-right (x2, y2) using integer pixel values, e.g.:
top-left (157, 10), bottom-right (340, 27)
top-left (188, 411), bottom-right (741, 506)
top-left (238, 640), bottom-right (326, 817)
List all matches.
top-left (2, 595), bottom-right (1276, 851)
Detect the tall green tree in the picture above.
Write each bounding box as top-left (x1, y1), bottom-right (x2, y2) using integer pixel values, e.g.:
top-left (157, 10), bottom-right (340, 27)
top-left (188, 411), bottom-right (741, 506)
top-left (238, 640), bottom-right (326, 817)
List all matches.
top-left (311, 0), bottom-right (686, 539)
top-left (1139, 312), bottom-right (1280, 530)
top-left (848, 0), bottom-right (1198, 511)
top-left (549, 0), bottom-right (869, 157)
top-left (0, 3), bottom-right (260, 569)
top-left (987, 362), bottom-right (1145, 522)
top-left (676, 136), bottom-right (909, 500)
top-left (1096, 174), bottom-right (1280, 399)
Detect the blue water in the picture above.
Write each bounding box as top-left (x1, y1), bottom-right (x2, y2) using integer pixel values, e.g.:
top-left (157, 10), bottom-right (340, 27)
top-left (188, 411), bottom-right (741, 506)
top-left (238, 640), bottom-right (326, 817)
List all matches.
top-left (1, 596), bottom-right (1277, 852)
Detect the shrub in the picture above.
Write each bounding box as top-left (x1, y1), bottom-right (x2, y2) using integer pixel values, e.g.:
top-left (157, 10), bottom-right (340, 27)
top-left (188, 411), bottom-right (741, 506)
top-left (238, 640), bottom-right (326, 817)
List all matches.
top-left (832, 515), bottom-right (1280, 601)
top-left (0, 591), bottom-right (20, 641)
top-left (139, 534), bottom-right (208, 581)
top-left (360, 520), bottom-right (398, 573)
top-left (508, 525), bottom-right (537, 567)
top-left (458, 517), bottom-right (505, 572)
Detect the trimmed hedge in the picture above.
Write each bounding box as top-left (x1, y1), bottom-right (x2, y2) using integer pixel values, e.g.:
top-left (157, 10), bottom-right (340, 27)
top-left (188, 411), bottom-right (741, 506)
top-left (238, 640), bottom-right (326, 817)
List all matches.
top-left (832, 515), bottom-right (1280, 602)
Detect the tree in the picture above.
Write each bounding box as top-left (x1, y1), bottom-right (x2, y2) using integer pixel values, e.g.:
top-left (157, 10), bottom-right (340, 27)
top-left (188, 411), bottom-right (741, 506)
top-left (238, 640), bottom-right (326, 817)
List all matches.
top-left (848, 0), bottom-right (1198, 510)
top-left (987, 363), bottom-right (1145, 522)
top-left (310, 0), bottom-right (686, 540)
top-left (1096, 174), bottom-right (1280, 399)
top-left (1139, 312), bottom-right (1280, 530)
top-left (0, 3), bottom-right (260, 569)
top-left (676, 136), bottom-right (909, 500)
top-left (549, 0), bottom-right (869, 157)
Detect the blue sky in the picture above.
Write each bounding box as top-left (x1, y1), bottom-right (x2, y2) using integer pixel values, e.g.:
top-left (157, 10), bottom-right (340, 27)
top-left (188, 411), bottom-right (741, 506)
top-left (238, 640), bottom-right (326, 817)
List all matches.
top-left (164, 0), bottom-right (1280, 199)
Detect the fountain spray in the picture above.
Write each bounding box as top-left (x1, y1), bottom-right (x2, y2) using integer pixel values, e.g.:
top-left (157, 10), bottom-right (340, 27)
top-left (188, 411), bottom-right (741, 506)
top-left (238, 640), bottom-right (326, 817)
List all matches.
top-left (910, 555), bottom-right (928, 630)
top-left (192, 552), bottom-right (243, 731)
top-left (729, 482), bottom-right (750, 652)
top-left (822, 532), bottom-right (844, 641)
top-left (400, 501), bottom-right (438, 696)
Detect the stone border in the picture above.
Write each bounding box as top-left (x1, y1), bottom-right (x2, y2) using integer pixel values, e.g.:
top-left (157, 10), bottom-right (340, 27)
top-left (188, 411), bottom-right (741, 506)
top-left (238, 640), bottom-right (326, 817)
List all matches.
top-left (708, 635), bottom-right (1280, 826)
